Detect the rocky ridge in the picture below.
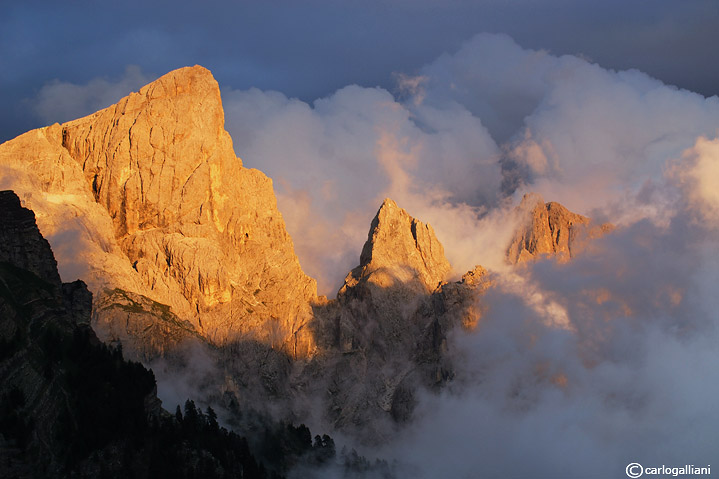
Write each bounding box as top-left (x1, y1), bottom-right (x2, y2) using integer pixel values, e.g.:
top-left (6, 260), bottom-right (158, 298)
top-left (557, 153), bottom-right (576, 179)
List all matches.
top-left (299, 193), bottom-right (604, 437)
top-left (335, 198), bottom-right (453, 353)
top-left (0, 66), bottom-right (317, 359)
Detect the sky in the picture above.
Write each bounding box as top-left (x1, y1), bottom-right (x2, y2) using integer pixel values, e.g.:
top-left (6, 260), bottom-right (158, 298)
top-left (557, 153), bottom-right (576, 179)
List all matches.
top-left (3, 2), bottom-right (719, 477)
top-left (2, 0), bottom-right (719, 143)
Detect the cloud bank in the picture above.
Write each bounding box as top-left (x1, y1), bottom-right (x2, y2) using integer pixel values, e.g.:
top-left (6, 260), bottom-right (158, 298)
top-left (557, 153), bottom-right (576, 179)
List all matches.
top-left (381, 195), bottom-right (719, 477)
top-left (222, 81), bottom-right (507, 292)
top-left (220, 33), bottom-right (719, 475)
top-left (221, 33), bottom-right (719, 295)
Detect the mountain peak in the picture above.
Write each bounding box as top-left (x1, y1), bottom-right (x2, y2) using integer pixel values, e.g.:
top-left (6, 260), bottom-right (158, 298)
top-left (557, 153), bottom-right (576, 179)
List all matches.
top-left (130, 65), bottom-right (224, 124)
top-left (507, 193), bottom-right (610, 263)
top-left (140, 65), bottom-right (215, 95)
top-left (358, 197), bottom-right (402, 266)
top-left (57, 64), bottom-right (236, 237)
top-left (342, 198), bottom-right (451, 296)
top-left (0, 66), bottom-right (318, 357)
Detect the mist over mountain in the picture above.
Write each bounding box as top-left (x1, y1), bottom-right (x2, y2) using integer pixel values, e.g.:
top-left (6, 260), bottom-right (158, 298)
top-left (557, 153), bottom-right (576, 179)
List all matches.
top-left (1, 33), bottom-right (718, 477)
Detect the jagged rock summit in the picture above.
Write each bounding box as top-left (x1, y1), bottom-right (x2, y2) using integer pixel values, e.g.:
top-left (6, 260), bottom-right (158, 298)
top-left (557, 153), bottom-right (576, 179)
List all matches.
top-left (334, 198), bottom-right (453, 351)
top-left (0, 66), bottom-right (317, 358)
top-left (507, 193), bottom-right (612, 263)
top-left (339, 198), bottom-right (451, 298)
top-left (305, 198), bottom-right (488, 437)
top-left (59, 64), bottom-right (237, 237)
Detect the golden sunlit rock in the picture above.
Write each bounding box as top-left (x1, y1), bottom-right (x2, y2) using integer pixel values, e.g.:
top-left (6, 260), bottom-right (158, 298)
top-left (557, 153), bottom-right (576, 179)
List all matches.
top-left (507, 193), bottom-right (613, 264)
top-left (339, 198), bottom-right (451, 299)
top-left (0, 66), bottom-right (318, 358)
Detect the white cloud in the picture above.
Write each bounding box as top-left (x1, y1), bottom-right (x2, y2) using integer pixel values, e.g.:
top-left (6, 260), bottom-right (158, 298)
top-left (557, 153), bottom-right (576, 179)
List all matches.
top-left (223, 81), bottom-right (503, 293)
top-left (33, 65), bottom-right (155, 124)
top-left (219, 33), bottom-right (719, 474)
top-left (671, 136), bottom-right (719, 225)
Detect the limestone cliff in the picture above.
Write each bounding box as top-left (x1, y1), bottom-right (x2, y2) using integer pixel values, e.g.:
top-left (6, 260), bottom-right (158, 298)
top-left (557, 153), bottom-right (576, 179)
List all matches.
top-left (507, 193), bottom-right (612, 263)
top-left (335, 198), bottom-right (451, 353)
top-left (306, 199), bottom-right (486, 438)
top-left (0, 66), bottom-right (317, 358)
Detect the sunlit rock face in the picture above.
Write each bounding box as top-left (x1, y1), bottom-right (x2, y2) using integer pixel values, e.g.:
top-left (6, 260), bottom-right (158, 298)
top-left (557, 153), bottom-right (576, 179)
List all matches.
top-left (335, 198), bottom-right (452, 354)
top-left (507, 193), bottom-right (612, 263)
top-left (0, 66), bottom-right (317, 358)
top-left (339, 198), bottom-right (451, 300)
top-left (92, 288), bottom-right (204, 362)
top-left (304, 199), bottom-right (489, 439)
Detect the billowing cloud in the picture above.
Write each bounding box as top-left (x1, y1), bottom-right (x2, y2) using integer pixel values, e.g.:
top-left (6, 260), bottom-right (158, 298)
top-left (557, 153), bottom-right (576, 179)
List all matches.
top-left (222, 33), bottom-right (719, 295)
top-left (416, 34), bottom-right (719, 222)
top-left (671, 136), bottom-right (719, 225)
top-left (221, 33), bottom-right (719, 475)
top-left (379, 201), bottom-right (719, 477)
top-left (223, 81), bottom-right (505, 293)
